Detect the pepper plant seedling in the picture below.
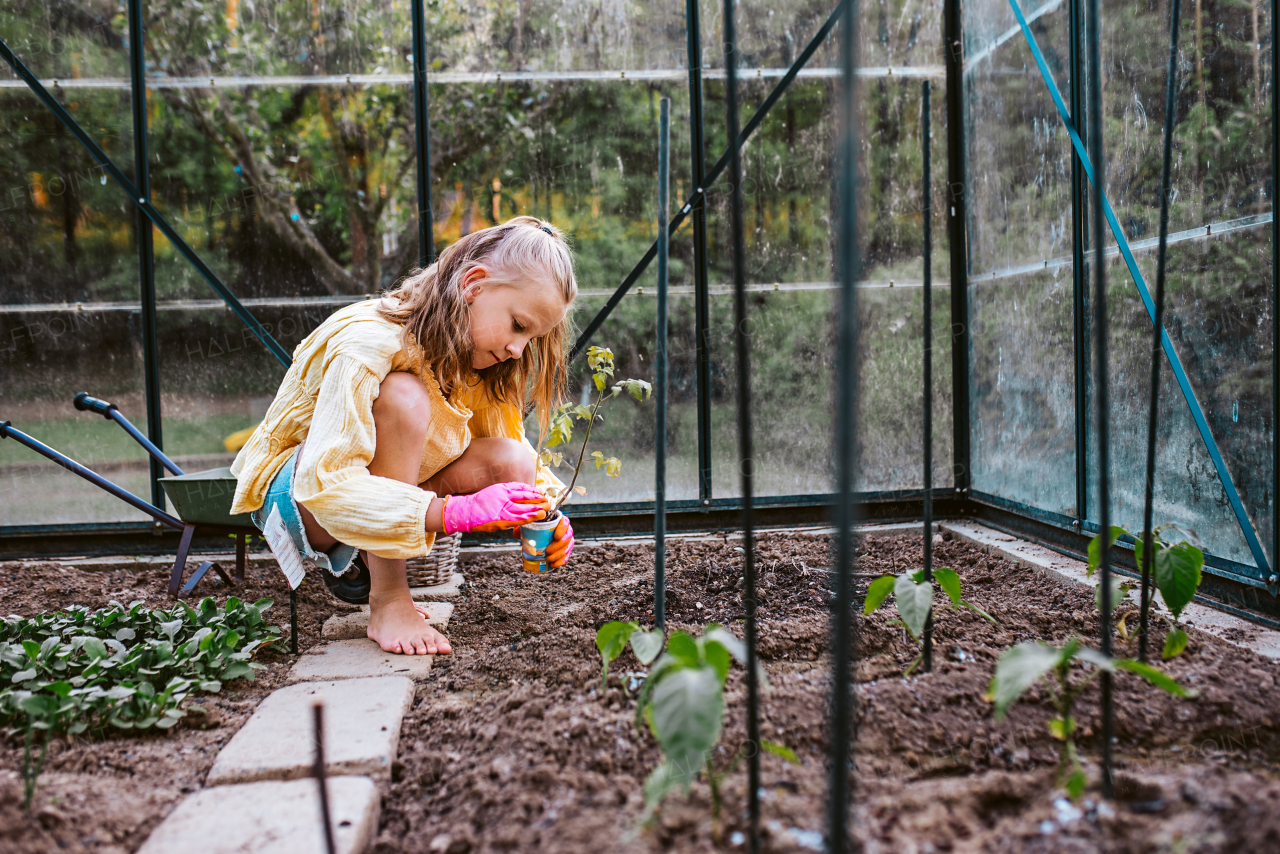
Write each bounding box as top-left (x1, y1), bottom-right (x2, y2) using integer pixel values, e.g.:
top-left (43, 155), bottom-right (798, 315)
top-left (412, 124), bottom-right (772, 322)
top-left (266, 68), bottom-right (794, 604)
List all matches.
top-left (595, 620), bottom-right (663, 696)
top-left (538, 346), bottom-right (651, 509)
top-left (863, 568), bottom-right (997, 674)
top-left (1088, 525), bottom-right (1204, 659)
top-left (986, 638), bottom-right (1191, 799)
top-left (635, 624), bottom-right (792, 842)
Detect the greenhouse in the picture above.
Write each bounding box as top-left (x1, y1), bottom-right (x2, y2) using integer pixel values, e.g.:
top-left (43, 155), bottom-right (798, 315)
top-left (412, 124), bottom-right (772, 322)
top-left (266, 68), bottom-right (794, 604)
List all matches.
top-left (3, 0), bottom-right (1280, 851)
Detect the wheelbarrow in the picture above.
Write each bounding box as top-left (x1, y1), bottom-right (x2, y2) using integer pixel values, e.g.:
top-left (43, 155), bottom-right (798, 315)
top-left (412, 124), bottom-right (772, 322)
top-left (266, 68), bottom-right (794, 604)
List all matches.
top-left (0, 393), bottom-right (369, 652)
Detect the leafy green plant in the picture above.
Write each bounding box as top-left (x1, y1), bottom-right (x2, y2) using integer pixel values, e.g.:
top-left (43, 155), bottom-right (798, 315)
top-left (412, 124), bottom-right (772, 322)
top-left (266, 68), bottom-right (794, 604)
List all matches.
top-left (986, 638), bottom-right (1190, 799)
top-left (595, 620), bottom-right (663, 696)
top-left (539, 346), bottom-right (651, 509)
top-left (635, 624), bottom-right (793, 841)
top-left (863, 568), bottom-right (998, 673)
top-left (1088, 525), bottom-right (1204, 659)
top-left (1, 596), bottom-right (280, 809)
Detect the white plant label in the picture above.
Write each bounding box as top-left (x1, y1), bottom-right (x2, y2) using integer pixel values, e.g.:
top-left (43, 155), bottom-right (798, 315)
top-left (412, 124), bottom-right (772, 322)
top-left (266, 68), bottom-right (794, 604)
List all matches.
top-left (262, 504), bottom-right (306, 590)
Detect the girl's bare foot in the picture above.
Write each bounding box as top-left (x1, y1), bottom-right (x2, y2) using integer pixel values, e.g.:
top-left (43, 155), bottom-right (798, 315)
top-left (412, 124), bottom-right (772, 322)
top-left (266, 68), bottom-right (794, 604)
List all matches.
top-left (367, 592), bottom-right (453, 655)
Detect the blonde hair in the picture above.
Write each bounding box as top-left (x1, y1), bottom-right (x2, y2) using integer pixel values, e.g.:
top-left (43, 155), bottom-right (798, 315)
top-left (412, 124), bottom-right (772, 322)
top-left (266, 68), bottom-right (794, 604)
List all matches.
top-left (378, 215), bottom-right (577, 440)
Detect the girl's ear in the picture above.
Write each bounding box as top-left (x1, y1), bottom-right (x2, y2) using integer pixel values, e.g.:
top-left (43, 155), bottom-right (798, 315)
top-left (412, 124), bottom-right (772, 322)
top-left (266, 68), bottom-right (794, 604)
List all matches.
top-left (461, 266), bottom-right (488, 304)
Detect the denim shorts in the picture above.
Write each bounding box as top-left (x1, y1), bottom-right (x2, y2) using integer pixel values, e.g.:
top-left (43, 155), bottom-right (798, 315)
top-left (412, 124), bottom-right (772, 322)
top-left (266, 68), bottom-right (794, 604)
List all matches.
top-left (250, 446), bottom-right (359, 578)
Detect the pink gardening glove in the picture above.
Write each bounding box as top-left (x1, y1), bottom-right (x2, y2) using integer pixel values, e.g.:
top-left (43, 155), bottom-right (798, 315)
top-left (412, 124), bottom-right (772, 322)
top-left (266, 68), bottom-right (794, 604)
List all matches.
top-left (443, 482), bottom-right (547, 534)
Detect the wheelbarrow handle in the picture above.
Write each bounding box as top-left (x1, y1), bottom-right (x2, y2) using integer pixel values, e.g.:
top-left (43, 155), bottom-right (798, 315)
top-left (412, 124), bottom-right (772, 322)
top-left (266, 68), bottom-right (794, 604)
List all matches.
top-left (73, 392), bottom-right (117, 418)
top-left (72, 392), bottom-right (186, 477)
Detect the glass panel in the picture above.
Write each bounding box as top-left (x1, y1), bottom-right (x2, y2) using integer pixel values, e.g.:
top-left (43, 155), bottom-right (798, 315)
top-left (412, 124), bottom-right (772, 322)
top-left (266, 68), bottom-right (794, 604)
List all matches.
top-left (970, 269), bottom-right (1077, 515)
top-left (0, 1), bottom-right (131, 80)
top-left (0, 85), bottom-right (152, 526)
top-left (1097, 231), bottom-right (1268, 572)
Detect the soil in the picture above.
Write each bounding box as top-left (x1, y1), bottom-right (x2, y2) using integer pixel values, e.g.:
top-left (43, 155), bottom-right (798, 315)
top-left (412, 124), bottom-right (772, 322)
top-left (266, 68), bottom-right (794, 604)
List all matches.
top-left (5, 529), bottom-right (1280, 854)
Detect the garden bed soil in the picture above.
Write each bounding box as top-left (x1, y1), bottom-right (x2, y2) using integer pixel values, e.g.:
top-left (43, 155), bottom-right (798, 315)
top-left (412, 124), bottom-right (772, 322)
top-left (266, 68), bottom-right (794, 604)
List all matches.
top-left (5, 530), bottom-right (1280, 853)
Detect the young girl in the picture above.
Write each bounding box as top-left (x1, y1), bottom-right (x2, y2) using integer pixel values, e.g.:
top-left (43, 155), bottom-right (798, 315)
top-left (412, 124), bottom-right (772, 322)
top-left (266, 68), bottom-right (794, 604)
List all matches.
top-left (229, 216), bottom-right (577, 656)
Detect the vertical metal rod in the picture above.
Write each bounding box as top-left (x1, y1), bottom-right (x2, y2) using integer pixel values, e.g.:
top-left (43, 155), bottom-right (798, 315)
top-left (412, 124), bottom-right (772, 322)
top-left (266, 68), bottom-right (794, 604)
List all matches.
top-left (1085, 0), bottom-right (1115, 799)
top-left (1272, 0), bottom-right (1279, 591)
top-left (828, 0), bottom-right (862, 850)
top-left (921, 80), bottom-right (934, 675)
top-left (722, 1), bottom-right (760, 849)
top-left (685, 0), bottom-right (714, 507)
top-left (1141, 0), bottom-right (1183, 664)
top-left (126, 0), bottom-right (164, 511)
top-left (1069, 0), bottom-right (1091, 526)
top-left (655, 98), bottom-right (671, 631)
top-left (290, 587), bottom-right (299, 656)
top-left (313, 703), bottom-right (337, 854)
top-left (944, 0), bottom-right (970, 497)
top-left (411, 0), bottom-right (435, 265)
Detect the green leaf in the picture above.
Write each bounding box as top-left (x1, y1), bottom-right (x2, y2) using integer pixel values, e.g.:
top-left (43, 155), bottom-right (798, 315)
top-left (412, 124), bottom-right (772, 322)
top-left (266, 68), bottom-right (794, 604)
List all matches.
top-left (114, 627), bottom-right (137, 642)
top-left (1115, 658), bottom-right (1190, 697)
top-left (987, 642), bottom-right (1064, 720)
top-left (1065, 766), bottom-right (1087, 800)
top-left (642, 761), bottom-right (679, 819)
top-left (629, 629), bottom-right (664, 666)
top-left (1047, 715), bottom-right (1076, 741)
top-left (1094, 576), bottom-right (1131, 613)
top-left (933, 568), bottom-right (963, 606)
top-left (596, 621), bottom-right (637, 666)
top-left (703, 639), bottom-right (731, 685)
top-left (1087, 526), bottom-right (1126, 577)
top-left (11, 668), bottom-right (37, 683)
top-left (962, 601), bottom-right (1000, 627)
top-left (702, 626), bottom-right (746, 665)
top-left (760, 739), bottom-right (800, 764)
top-left (649, 666), bottom-right (723, 791)
top-left (665, 631), bottom-right (699, 667)
top-left (862, 576), bottom-right (896, 615)
top-left (894, 573), bottom-right (933, 640)
top-left (1162, 627), bottom-right (1189, 660)
top-left (1155, 542), bottom-right (1203, 620)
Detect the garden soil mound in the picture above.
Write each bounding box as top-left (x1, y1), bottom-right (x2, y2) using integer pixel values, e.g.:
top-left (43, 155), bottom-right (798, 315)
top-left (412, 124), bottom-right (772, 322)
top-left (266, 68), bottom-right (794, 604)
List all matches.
top-left (5, 530), bottom-right (1280, 853)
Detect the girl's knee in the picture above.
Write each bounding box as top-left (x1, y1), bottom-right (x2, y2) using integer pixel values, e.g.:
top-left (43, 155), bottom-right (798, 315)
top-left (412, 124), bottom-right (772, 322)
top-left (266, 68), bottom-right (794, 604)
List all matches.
top-left (487, 437), bottom-right (537, 485)
top-left (373, 373), bottom-right (431, 432)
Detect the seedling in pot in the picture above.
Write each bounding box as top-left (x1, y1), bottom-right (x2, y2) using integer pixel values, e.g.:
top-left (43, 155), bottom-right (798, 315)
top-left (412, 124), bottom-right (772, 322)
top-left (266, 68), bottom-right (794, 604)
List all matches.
top-left (1088, 525), bottom-right (1204, 659)
top-left (863, 568), bottom-right (998, 674)
top-left (986, 638), bottom-right (1191, 799)
top-left (595, 620), bottom-right (664, 696)
top-left (635, 624), bottom-right (793, 843)
top-left (537, 346), bottom-right (651, 510)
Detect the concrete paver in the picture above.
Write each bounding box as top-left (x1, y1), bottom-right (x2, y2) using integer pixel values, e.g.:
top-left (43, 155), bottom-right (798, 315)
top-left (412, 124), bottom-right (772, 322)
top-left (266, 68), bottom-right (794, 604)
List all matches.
top-left (136, 775), bottom-right (380, 854)
top-left (289, 638), bottom-right (433, 682)
top-left (410, 572), bottom-right (464, 599)
top-left (206, 676), bottom-right (415, 785)
top-left (322, 602), bottom-right (453, 641)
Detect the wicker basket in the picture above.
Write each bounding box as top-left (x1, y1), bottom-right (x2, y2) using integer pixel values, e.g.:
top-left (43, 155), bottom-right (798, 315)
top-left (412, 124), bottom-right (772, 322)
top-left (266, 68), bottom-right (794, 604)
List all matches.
top-left (405, 533), bottom-right (461, 587)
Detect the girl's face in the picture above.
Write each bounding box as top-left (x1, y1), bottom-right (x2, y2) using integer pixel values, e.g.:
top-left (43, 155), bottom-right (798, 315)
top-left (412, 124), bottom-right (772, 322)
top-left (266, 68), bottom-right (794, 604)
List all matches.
top-left (463, 266), bottom-right (569, 370)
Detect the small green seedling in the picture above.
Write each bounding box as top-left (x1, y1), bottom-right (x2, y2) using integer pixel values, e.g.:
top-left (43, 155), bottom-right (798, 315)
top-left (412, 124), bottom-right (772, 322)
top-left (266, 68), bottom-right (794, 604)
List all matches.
top-left (986, 638), bottom-right (1190, 799)
top-left (635, 624), bottom-right (792, 842)
top-left (863, 568), bottom-right (997, 674)
top-left (539, 346), bottom-right (652, 509)
top-left (1088, 525), bottom-right (1204, 659)
top-left (595, 620), bottom-right (664, 696)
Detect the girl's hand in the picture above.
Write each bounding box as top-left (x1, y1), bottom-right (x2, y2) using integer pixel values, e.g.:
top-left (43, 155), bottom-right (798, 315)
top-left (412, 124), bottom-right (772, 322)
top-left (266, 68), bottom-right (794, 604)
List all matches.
top-left (545, 514), bottom-right (574, 568)
top-left (443, 483), bottom-right (547, 534)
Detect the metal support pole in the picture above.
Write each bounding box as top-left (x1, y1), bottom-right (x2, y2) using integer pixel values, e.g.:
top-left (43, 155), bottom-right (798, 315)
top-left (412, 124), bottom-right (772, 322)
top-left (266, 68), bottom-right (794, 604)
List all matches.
top-left (1140, 0), bottom-right (1183, 663)
top-left (828, 0), bottom-right (862, 848)
top-left (944, 0), bottom-right (970, 496)
top-left (1085, 0), bottom-right (1115, 799)
top-left (722, 1), bottom-right (760, 849)
top-left (1272, 0), bottom-right (1279, 590)
top-left (685, 0), bottom-right (714, 506)
top-left (313, 703), bottom-right (337, 854)
top-left (922, 80), bottom-right (934, 674)
top-left (655, 98), bottom-right (671, 630)
top-left (126, 0), bottom-right (164, 511)
top-left (410, 0), bottom-right (434, 265)
top-left (1069, 0), bottom-right (1090, 525)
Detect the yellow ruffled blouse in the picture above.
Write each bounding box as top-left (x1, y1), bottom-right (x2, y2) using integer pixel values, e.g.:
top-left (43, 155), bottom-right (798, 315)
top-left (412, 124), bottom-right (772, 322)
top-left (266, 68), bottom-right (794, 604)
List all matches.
top-left (229, 299), bottom-right (562, 559)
